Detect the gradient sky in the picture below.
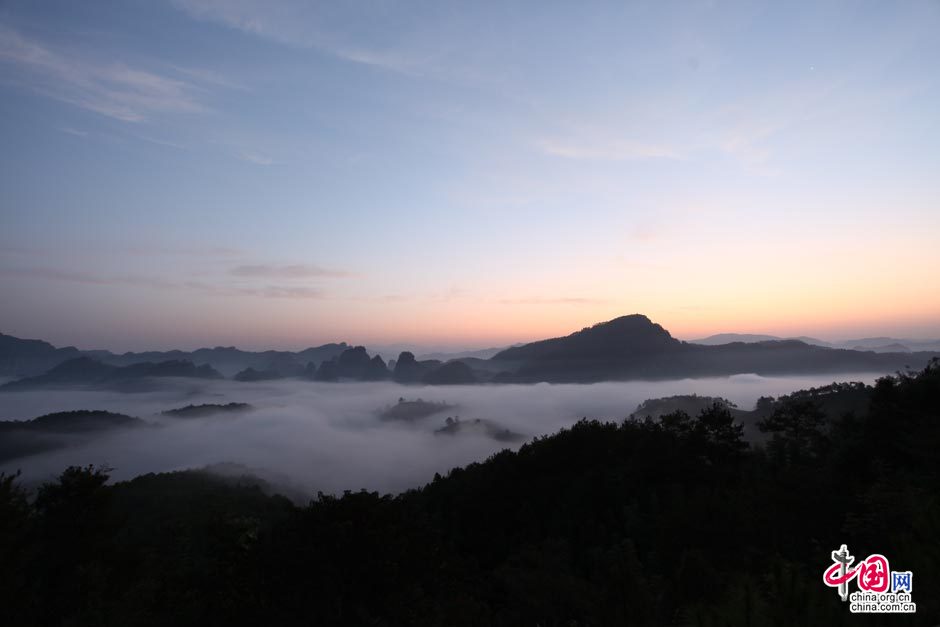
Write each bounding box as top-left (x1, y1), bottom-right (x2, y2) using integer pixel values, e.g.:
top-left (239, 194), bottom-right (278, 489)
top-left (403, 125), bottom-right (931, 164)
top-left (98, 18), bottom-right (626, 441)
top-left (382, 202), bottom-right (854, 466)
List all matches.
top-left (1, 0), bottom-right (939, 352)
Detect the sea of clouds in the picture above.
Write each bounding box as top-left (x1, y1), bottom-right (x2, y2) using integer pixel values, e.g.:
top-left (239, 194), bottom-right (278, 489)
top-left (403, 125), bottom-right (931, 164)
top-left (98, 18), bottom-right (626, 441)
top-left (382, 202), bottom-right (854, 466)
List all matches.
top-left (0, 372), bottom-right (884, 497)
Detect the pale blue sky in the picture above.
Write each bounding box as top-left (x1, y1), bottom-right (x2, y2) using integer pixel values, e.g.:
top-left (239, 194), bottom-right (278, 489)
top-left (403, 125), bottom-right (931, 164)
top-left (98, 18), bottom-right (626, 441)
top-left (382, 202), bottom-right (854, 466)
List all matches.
top-left (1, 0), bottom-right (938, 351)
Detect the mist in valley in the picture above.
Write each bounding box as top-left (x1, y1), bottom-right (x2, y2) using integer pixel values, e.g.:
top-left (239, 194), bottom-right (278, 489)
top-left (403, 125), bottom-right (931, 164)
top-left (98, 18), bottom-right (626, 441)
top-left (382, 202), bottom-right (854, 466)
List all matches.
top-left (0, 372), bottom-right (885, 498)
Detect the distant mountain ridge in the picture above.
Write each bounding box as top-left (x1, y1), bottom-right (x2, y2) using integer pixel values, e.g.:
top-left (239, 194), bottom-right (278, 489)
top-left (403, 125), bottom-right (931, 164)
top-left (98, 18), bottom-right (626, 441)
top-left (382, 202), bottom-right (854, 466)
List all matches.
top-left (84, 343), bottom-right (350, 377)
top-left (0, 332), bottom-right (349, 378)
top-left (689, 333), bottom-right (830, 346)
top-left (2, 314), bottom-right (939, 387)
top-left (0, 357), bottom-right (222, 391)
top-left (690, 332), bottom-right (940, 353)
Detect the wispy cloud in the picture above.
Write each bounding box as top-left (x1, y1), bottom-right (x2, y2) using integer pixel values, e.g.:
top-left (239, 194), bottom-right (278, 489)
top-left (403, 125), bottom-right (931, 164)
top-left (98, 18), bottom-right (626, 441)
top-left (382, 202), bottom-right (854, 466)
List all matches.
top-left (715, 119), bottom-right (780, 175)
top-left (238, 151), bottom-right (274, 166)
top-left (130, 133), bottom-right (188, 149)
top-left (124, 244), bottom-right (245, 258)
top-left (497, 296), bottom-right (606, 306)
top-left (259, 285), bottom-right (323, 299)
top-left (536, 137), bottom-right (680, 161)
top-left (170, 0), bottom-right (427, 76)
top-left (171, 65), bottom-right (248, 91)
top-left (1, 243), bottom-right (245, 259)
top-left (0, 266), bottom-right (177, 289)
top-left (58, 127), bottom-right (89, 138)
top-left (182, 280), bottom-right (325, 299)
top-left (0, 266), bottom-right (327, 299)
top-left (231, 264), bottom-right (353, 279)
top-left (59, 125), bottom-right (187, 150)
top-left (322, 43), bottom-right (425, 76)
top-left (0, 25), bottom-right (212, 122)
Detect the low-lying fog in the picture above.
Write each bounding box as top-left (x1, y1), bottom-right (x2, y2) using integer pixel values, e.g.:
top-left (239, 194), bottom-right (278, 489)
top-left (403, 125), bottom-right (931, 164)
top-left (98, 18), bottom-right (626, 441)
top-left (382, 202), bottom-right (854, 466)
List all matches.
top-left (0, 373), bottom-right (884, 498)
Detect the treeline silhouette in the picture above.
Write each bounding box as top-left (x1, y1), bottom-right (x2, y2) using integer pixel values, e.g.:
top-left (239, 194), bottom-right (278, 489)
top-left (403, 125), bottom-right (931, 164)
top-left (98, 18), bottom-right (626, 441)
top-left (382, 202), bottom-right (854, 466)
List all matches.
top-left (1, 361), bottom-right (938, 626)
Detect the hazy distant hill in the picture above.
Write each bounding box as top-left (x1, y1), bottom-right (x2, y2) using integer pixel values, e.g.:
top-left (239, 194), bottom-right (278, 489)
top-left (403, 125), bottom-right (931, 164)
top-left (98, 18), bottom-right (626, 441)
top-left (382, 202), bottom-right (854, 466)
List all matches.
top-left (0, 357), bottom-right (222, 391)
top-left (850, 342), bottom-right (911, 353)
top-left (689, 333), bottom-right (831, 346)
top-left (86, 343), bottom-right (349, 377)
top-left (417, 346), bottom-right (517, 361)
top-left (377, 398), bottom-right (455, 421)
top-left (0, 332), bottom-right (351, 382)
top-left (0, 409), bottom-right (147, 463)
top-left (840, 337), bottom-right (940, 353)
top-left (1, 409), bottom-right (147, 433)
top-left (0, 333), bottom-right (82, 377)
top-left (691, 332), bottom-right (940, 353)
top-left (162, 403), bottom-right (253, 418)
top-left (492, 314), bottom-right (939, 382)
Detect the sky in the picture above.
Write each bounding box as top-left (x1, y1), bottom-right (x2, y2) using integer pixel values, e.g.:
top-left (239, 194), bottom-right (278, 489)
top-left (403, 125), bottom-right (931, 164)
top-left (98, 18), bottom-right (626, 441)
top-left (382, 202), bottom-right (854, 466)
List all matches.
top-left (1, 0), bottom-right (938, 352)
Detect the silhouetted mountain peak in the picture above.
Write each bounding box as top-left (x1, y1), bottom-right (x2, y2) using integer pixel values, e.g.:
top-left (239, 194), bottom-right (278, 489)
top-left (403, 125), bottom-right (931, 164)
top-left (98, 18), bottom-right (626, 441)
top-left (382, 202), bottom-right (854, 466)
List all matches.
top-left (494, 313), bottom-right (680, 362)
top-left (579, 314), bottom-right (674, 341)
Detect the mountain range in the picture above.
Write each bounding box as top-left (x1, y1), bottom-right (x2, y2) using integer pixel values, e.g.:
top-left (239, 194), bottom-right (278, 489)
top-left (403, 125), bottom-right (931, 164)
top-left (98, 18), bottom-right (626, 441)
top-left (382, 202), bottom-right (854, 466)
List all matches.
top-left (2, 314), bottom-right (938, 388)
top-left (0, 356), bottom-right (223, 392)
top-left (0, 333), bottom-right (349, 379)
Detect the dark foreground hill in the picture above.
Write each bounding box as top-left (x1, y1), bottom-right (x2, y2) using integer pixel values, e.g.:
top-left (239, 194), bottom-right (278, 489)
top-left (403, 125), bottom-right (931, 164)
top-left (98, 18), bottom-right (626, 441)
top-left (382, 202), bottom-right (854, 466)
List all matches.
top-left (1, 360), bottom-right (938, 625)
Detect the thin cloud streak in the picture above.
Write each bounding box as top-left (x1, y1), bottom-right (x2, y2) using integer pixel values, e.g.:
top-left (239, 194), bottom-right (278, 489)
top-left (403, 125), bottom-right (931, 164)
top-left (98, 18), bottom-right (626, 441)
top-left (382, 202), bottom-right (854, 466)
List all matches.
top-left (170, 0), bottom-right (430, 76)
top-left (58, 127), bottom-right (89, 138)
top-left (497, 297), bottom-right (607, 306)
top-left (0, 267), bottom-right (327, 300)
top-left (231, 264), bottom-right (353, 279)
top-left (537, 138), bottom-right (680, 161)
top-left (239, 151), bottom-right (275, 166)
top-left (0, 267), bottom-right (177, 289)
top-left (171, 65), bottom-right (249, 91)
top-left (0, 25), bottom-right (210, 122)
